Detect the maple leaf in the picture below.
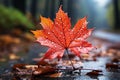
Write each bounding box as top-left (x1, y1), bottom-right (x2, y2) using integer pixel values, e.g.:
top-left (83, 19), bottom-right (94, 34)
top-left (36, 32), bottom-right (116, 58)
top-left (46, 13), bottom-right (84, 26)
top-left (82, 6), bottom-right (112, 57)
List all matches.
top-left (32, 7), bottom-right (93, 61)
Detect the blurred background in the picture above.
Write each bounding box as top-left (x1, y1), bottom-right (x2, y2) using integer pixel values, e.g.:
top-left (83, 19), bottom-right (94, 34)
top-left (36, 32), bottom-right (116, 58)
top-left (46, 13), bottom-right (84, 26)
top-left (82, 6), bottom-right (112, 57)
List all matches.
top-left (0, 0), bottom-right (120, 64)
top-left (0, 0), bottom-right (119, 30)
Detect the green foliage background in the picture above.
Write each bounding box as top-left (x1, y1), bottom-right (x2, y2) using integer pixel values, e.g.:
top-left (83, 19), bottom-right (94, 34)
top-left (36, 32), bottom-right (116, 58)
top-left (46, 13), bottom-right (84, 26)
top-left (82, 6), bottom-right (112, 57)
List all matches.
top-left (0, 5), bottom-right (34, 30)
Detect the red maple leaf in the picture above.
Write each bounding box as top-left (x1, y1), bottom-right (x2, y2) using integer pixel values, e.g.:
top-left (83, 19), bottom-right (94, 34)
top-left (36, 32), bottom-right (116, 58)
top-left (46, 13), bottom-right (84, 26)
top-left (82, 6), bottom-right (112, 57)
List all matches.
top-left (32, 7), bottom-right (93, 61)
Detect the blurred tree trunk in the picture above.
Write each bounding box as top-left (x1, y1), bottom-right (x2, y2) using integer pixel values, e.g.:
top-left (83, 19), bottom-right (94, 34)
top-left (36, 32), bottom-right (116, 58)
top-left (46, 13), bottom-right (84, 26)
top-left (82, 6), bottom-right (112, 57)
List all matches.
top-left (12, 0), bottom-right (26, 14)
top-left (86, 0), bottom-right (96, 28)
top-left (30, 0), bottom-right (37, 18)
top-left (67, 0), bottom-right (74, 24)
top-left (67, 0), bottom-right (73, 17)
top-left (44, 0), bottom-right (56, 20)
top-left (44, 0), bottom-right (51, 17)
top-left (50, 0), bottom-right (55, 20)
top-left (113, 0), bottom-right (120, 29)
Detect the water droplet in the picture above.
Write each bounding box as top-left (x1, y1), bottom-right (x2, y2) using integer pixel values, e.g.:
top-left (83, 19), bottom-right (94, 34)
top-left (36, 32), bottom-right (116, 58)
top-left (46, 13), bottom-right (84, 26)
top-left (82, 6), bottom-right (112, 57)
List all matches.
top-left (51, 42), bottom-right (54, 44)
top-left (60, 32), bottom-right (63, 34)
top-left (48, 32), bottom-right (50, 34)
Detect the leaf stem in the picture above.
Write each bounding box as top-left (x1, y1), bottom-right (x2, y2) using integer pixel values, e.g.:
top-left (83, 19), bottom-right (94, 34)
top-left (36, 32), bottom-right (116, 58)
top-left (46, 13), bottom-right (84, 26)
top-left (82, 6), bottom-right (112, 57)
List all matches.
top-left (66, 49), bottom-right (75, 70)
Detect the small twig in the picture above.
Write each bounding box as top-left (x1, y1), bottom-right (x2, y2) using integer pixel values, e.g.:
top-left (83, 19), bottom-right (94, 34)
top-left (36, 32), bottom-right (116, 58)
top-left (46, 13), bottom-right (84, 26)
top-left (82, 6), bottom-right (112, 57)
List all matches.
top-left (56, 68), bottom-right (102, 71)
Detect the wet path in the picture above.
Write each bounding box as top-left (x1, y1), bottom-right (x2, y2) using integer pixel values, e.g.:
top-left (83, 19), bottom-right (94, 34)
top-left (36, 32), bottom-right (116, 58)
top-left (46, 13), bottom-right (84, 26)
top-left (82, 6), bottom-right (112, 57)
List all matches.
top-left (0, 43), bottom-right (120, 80)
